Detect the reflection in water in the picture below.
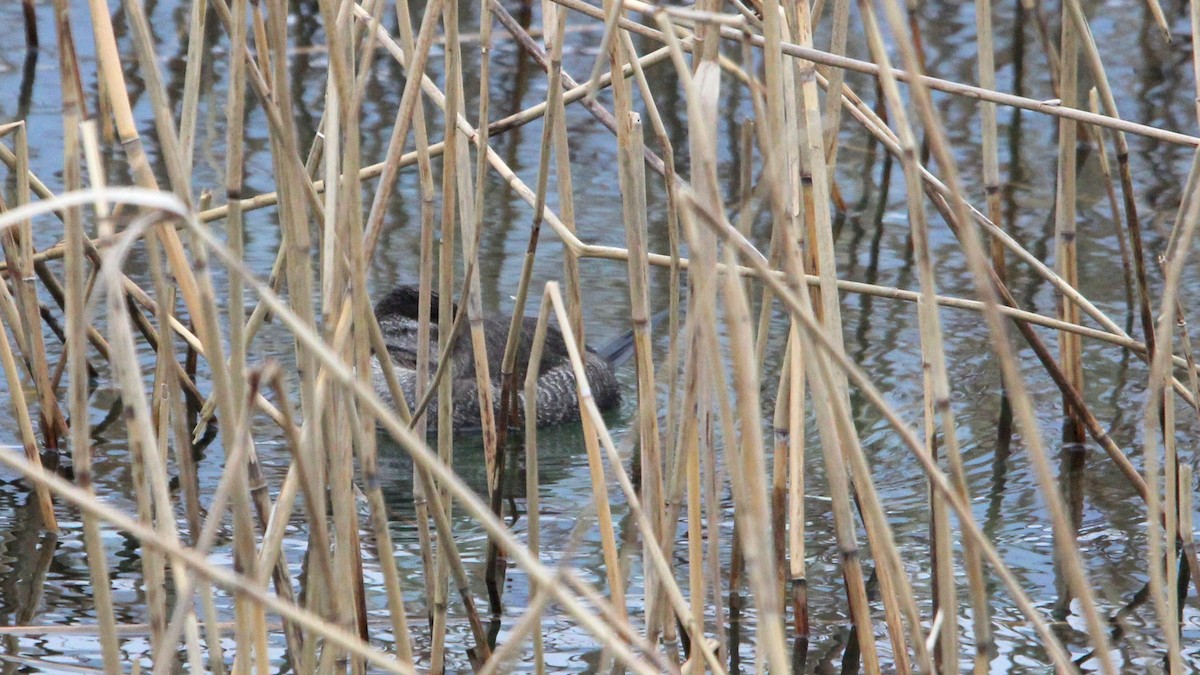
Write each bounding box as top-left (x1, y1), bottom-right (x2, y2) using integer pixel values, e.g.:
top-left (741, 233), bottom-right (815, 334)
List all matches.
top-left (1053, 442), bottom-right (1088, 621)
top-left (17, 54), bottom-right (36, 124)
top-left (20, 0), bottom-right (38, 52)
top-left (0, 487), bottom-right (57, 674)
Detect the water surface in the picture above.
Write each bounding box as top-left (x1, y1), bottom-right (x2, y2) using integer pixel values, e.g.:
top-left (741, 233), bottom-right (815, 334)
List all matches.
top-left (0, 0), bottom-right (1197, 671)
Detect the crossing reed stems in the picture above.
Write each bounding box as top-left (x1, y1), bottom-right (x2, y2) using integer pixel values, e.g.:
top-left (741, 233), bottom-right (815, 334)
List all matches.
top-left (4, 0), bottom-right (1198, 671)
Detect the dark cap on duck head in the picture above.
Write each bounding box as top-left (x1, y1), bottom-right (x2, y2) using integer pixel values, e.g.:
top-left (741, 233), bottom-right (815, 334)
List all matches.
top-left (374, 285), bottom-right (457, 322)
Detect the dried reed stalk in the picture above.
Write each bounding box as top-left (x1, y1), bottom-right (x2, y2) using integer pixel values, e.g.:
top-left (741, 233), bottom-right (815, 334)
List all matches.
top-left (687, 175), bottom-right (1079, 671)
top-left (1141, 150), bottom-right (1200, 675)
top-left (1055, 1), bottom-right (1085, 448)
top-left (1087, 89), bottom-right (1136, 313)
top-left (1194, 0), bottom-right (1200, 124)
top-left (8, 0), bottom-right (1198, 671)
top-left (184, 207), bottom-right (664, 673)
top-left (50, 2), bottom-right (121, 672)
top-left (566, 0), bottom-right (1200, 147)
top-left (0, 447), bottom-right (412, 674)
top-left (522, 325), bottom-right (545, 673)
top-left (610, 11), bottom-right (667, 640)
top-left (533, 282), bottom-right (724, 672)
top-left (657, 13), bottom-right (796, 671)
top-left (85, 0), bottom-right (208, 348)
top-left (0, 131), bottom-right (56, 532)
top-left (485, 0), bottom-right (564, 618)
top-left (430, 1), bottom-right (459, 663)
top-left (869, 0), bottom-right (1116, 671)
top-left (1062, 0), bottom-right (1156, 366)
top-left (0, 286), bottom-right (53, 528)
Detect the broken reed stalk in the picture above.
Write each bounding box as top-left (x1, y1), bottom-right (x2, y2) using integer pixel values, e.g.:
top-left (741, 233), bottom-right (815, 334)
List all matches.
top-left (1049, 0), bottom-right (1088, 628)
top-left (974, 0), bottom-right (1012, 487)
top-left (973, 8), bottom-right (1016, 619)
top-left (608, 0), bottom-right (667, 639)
top-left (614, 29), bottom-right (683, 529)
top-left (782, 323), bottom-right (807, 660)
top-left (618, 111), bottom-right (670, 641)
top-left (544, 0), bottom-right (587, 380)
top-left (819, 0), bottom-right (849, 169)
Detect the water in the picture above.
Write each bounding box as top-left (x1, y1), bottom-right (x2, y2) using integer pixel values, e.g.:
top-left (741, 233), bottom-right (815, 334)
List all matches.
top-left (0, 0), bottom-right (1198, 671)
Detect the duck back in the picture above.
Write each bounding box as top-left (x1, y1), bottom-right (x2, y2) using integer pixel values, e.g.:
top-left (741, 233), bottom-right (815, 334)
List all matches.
top-left (372, 285), bottom-right (621, 433)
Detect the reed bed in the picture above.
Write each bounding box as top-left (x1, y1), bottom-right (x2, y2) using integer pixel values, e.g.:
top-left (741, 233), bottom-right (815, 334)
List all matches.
top-left (0, 0), bottom-right (1198, 672)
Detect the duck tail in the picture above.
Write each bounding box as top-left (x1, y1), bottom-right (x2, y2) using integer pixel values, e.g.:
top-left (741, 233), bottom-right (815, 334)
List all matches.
top-left (596, 307), bottom-right (673, 369)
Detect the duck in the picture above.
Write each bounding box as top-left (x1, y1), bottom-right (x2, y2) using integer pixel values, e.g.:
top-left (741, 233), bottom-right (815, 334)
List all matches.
top-left (370, 284), bottom-right (636, 433)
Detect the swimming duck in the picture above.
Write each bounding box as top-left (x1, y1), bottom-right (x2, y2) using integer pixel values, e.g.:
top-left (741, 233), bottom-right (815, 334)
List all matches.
top-left (371, 284), bottom-right (633, 433)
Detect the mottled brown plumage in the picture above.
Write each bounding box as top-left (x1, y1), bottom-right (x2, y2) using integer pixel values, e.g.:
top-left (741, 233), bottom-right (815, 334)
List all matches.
top-left (371, 285), bottom-right (623, 433)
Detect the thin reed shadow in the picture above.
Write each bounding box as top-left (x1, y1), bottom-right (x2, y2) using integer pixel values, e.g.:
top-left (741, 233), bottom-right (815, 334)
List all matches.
top-left (1052, 442), bottom-right (1088, 621)
top-left (21, 0), bottom-right (37, 53)
top-left (851, 144), bottom-right (893, 365)
top-left (840, 622), bottom-right (861, 675)
top-left (991, 0), bottom-right (1030, 464)
top-left (17, 52), bottom-right (37, 123)
top-left (728, 520), bottom-right (743, 673)
top-left (983, 431), bottom-right (1012, 545)
top-left (479, 23), bottom-right (535, 302)
top-left (0, 510), bottom-right (56, 675)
